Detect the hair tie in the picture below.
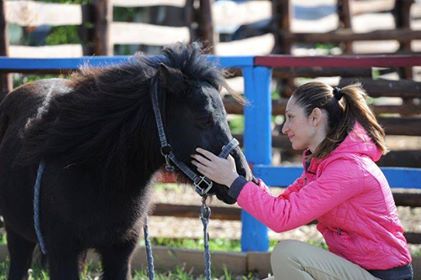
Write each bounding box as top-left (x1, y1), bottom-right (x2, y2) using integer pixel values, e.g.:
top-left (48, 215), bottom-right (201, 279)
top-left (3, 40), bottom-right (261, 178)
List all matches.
top-left (333, 87), bottom-right (343, 101)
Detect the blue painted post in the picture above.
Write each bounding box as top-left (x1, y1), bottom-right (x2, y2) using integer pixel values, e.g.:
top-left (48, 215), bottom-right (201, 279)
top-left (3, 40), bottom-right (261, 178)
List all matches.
top-left (241, 66), bottom-right (272, 251)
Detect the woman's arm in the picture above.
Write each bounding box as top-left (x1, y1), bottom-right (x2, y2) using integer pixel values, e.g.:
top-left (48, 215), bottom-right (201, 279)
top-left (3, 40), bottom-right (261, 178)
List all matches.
top-left (237, 158), bottom-right (365, 232)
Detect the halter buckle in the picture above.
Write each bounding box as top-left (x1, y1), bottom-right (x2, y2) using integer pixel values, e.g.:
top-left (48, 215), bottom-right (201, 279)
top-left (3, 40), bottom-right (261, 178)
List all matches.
top-left (194, 176), bottom-right (213, 196)
top-left (164, 156), bottom-right (175, 172)
top-left (160, 145), bottom-right (172, 156)
top-left (160, 145), bottom-right (174, 172)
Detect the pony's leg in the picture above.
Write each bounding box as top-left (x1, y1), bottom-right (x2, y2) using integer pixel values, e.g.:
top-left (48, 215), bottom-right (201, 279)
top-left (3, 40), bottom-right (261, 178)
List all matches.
top-left (6, 227), bottom-right (36, 280)
top-left (98, 239), bottom-right (137, 280)
top-left (47, 247), bottom-right (81, 280)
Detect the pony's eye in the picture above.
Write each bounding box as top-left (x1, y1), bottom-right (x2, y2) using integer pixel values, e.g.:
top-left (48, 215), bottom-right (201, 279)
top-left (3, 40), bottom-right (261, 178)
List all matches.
top-left (196, 114), bottom-right (214, 128)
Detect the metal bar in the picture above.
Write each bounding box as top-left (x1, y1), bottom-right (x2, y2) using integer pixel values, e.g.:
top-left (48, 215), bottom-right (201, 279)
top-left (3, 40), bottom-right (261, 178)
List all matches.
top-left (253, 166), bottom-right (421, 189)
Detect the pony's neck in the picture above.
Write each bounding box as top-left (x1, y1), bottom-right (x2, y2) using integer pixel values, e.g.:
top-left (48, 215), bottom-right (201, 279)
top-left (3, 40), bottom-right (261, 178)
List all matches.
top-left (98, 91), bottom-right (166, 190)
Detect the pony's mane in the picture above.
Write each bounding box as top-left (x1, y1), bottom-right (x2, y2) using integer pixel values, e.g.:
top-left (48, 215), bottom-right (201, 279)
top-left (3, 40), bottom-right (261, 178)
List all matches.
top-left (20, 43), bottom-right (226, 185)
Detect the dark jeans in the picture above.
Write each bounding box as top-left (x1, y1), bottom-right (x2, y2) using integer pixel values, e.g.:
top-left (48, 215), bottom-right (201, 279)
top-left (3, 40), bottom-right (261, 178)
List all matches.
top-left (368, 264), bottom-right (413, 280)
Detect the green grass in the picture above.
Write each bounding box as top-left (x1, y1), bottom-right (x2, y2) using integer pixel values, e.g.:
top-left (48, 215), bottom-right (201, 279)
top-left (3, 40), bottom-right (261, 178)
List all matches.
top-left (0, 260), bottom-right (258, 279)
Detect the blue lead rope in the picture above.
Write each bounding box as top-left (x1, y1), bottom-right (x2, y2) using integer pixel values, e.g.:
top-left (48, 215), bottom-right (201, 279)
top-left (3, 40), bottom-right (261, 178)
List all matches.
top-left (200, 196), bottom-right (212, 280)
top-left (143, 216), bottom-right (155, 280)
top-left (34, 161), bottom-right (48, 255)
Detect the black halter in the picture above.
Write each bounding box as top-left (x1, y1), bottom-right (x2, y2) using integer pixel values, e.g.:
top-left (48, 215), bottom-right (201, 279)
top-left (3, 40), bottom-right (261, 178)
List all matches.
top-left (150, 74), bottom-right (239, 196)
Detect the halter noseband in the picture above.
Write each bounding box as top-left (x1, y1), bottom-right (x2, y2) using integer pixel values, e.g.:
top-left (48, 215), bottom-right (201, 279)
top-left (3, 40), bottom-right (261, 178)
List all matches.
top-left (150, 74), bottom-right (239, 197)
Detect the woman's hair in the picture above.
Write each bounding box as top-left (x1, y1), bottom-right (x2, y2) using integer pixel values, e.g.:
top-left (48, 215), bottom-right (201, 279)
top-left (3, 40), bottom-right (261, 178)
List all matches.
top-left (291, 81), bottom-right (387, 158)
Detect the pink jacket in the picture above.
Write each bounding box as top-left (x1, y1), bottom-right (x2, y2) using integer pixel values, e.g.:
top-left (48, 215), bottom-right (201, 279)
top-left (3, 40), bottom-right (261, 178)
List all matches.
top-left (237, 122), bottom-right (412, 270)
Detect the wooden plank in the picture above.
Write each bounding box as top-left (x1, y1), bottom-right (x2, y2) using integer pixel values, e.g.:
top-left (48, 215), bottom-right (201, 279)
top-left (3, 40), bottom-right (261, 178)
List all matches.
top-left (352, 13), bottom-right (395, 33)
top-left (9, 45), bottom-right (83, 58)
top-left (378, 150), bottom-right (421, 168)
top-left (352, 41), bottom-right (399, 54)
top-left (339, 78), bottom-right (421, 98)
top-left (393, 192), bottom-right (421, 208)
top-left (292, 15), bottom-right (338, 33)
top-left (110, 22), bottom-right (190, 45)
top-left (350, 0), bottom-right (394, 15)
top-left (131, 246), bottom-right (247, 276)
top-left (5, 1), bottom-right (82, 26)
top-left (151, 203), bottom-right (241, 221)
top-left (405, 232), bottom-right (421, 244)
top-left (285, 29), bottom-right (421, 43)
top-left (372, 104), bottom-right (421, 116)
top-left (247, 252), bottom-right (271, 278)
top-left (212, 1), bottom-right (271, 30)
top-left (215, 34), bottom-right (275, 56)
top-left (112, 0), bottom-right (186, 7)
top-left (255, 55), bottom-right (421, 68)
top-left (413, 2), bottom-right (421, 18)
top-left (273, 67), bottom-right (372, 78)
top-left (379, 117), bottom-right (421, 136)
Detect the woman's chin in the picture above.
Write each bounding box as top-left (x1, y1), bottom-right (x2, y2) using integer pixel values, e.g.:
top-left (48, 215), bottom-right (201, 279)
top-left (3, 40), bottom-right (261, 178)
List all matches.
top-left (291, 142), bottom-right (304, 151)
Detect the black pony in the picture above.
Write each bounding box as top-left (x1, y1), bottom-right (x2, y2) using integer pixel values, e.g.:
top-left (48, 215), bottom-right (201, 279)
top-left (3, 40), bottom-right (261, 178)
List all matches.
top-left (0, 43), bottom-right (251, 279)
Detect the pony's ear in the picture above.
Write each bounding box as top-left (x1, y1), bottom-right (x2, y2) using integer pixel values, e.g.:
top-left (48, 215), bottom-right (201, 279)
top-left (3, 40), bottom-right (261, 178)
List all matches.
top-left (159, 63), bottom-right (187, 92)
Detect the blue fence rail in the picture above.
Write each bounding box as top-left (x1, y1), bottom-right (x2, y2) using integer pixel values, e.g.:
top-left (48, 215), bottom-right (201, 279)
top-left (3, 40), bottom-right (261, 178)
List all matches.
top-left (1, 55), bottom-right (421, 252)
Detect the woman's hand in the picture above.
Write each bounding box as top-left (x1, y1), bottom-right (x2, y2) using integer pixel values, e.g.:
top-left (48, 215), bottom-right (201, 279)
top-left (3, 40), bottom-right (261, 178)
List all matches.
top-left (191, 148), bottom-right (239, 187)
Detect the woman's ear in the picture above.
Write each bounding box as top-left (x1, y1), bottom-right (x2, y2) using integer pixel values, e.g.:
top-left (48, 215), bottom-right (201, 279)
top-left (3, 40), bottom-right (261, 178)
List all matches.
top-left (309, 107), bottom-right (323, 126)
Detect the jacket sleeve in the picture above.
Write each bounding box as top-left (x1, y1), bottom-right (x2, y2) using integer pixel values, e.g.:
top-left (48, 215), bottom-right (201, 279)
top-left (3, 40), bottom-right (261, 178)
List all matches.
top-left (278, 172), bottom-right (306, 199)
top-left (236, 158), bottom-right (365, 233)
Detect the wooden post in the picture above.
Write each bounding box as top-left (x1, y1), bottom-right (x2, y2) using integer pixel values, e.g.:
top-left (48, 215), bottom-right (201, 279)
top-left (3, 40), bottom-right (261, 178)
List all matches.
top-left (393, 0), bottom-right (414, 79)
top-left (272, 0), bottom-right (291, 54)
top-left (197, 0), bottom-right (214, 53)
top-left (185, 0), bottom-right (195, 43)
top-left (337, 0), bottom-right (353, 54)
top-left (80, 3), bottom-right (95, 55)
top-left (393, 0), bottom-right (414, 116)
top-left (272, 0), bottom-right (293, 97)
top-left (0, 0), bottom-right (12, 97)
top-left (93, 0), bottom-right (112, 55)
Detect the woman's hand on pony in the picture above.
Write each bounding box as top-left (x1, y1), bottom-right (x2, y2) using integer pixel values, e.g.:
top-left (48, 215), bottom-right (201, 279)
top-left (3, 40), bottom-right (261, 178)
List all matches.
top-left (191, 148), bottom-right (239, 187)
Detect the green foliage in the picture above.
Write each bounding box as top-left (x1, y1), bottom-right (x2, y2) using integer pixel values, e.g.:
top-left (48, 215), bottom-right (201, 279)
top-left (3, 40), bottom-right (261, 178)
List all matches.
top-left (45, 26), bottom-right (81, 45)
top-left (228, 116), bottom-right (244, 134)
top-left (13, 74), bottom-right (68, 88)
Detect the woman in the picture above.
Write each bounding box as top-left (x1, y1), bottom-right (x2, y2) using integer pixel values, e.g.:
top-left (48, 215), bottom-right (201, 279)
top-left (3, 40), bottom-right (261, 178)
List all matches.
top-left (191, 81), bottom-right (413, 280)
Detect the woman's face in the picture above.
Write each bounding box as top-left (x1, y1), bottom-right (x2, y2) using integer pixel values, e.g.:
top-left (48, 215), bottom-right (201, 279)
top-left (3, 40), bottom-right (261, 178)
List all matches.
top-left (281, 98), bottom-right (323, 151)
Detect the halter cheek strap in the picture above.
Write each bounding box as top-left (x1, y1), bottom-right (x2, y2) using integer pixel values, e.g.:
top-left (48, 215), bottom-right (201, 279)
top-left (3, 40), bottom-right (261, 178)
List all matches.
top-left (150, 74), bottom-right (239, 197)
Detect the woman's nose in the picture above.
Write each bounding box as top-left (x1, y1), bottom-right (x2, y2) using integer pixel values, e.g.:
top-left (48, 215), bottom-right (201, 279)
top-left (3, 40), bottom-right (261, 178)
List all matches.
top-left (281, 122), bottom-right (288, 135)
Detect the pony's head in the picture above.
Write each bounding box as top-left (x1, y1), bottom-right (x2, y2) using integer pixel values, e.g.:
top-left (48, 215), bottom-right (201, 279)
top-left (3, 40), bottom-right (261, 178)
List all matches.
top-left (152, 43), bottom-right (252, 204)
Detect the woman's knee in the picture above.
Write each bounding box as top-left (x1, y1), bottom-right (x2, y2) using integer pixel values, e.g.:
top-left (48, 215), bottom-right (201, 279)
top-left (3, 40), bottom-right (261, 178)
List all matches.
top-left (271, 239), bottom-right (303, 263)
